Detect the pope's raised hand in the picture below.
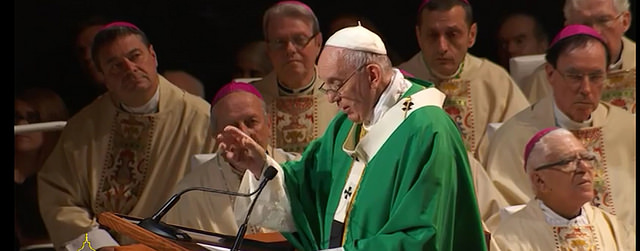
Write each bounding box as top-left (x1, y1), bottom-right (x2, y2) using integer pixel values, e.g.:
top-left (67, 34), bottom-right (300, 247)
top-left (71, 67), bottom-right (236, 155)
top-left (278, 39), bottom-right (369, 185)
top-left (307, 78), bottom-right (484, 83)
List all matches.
top-left (216, 125), bottom-right (266, 178)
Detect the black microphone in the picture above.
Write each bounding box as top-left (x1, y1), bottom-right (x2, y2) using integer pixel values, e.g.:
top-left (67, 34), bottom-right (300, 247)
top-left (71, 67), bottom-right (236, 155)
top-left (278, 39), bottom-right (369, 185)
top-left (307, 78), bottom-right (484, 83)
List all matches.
top-left (231, 166), bottom-right (278, 251)
top-left (137, 166), bottom-right (279, 242)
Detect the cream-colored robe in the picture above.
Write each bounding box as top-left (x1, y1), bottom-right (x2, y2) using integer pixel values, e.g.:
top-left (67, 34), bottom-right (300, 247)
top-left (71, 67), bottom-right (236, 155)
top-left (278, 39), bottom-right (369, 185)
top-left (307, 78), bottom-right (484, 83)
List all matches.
top-left (520, 36), bottom-right (636, 110)
top-left (485, 95), bottom-right (636, 229)
top-left (398, 53), bottom-right (530, 164)
top-left (490, 200), bottom-right (634, 251)
top-left (468, 152), bottom-right (508, 233)
top-left (164, 146), bottom-right (299, 235)
top-left (37, 76), bottom-right (216, 248)
top-left (252, 70), bottom-right (339, 154)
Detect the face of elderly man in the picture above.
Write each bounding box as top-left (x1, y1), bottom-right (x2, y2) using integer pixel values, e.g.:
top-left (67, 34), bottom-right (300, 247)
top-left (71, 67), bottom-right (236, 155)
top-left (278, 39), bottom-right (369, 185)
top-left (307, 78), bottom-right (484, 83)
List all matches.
top-left (317, 47), bottom-right (385, 124)
top-left (265, 15), bottom-right (322, 86)
top-left (212, 91), bottom-right (271, 149)
top-left (530, 131), bottom-right (595, 208)
top-left (564, 0), bottom-right (632, 64)
top-left (546, 38), bottom-right (608, 122)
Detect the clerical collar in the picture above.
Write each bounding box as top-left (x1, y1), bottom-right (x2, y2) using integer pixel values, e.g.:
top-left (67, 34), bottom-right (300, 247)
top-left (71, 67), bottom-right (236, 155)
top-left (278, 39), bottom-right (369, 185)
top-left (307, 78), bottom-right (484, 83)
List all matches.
top-left (277, 73), bottom-right (316, 95)
top-left (608, 40), bottom-right (624, 70)
top-left (120, 85), bottom-right (160, 114)
top-left (537, 199), bottom-right (589, 226)
top-left (363, 69), bottom-right (410, 130)
top-left (421, 54), bottom-right (465, 81)
top-left (552, 100), bottom-right (593, 129)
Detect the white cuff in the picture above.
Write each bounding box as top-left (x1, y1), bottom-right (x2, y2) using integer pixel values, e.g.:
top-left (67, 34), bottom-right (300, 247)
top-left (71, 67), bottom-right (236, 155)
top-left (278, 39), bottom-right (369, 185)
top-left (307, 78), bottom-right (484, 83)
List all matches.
top-left (234, 155), bottom-right (296, 232)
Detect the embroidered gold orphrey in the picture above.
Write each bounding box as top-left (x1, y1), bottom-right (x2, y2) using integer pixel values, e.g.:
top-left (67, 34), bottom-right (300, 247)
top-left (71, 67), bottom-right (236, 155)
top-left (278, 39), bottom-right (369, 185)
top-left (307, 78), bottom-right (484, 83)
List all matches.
top-left (272, 95), bottom-right (319, 153)
top-left (601, 68), bottom-right (636, 113)
top-left (571, 128), bottom-right (615, 216)
top-left (437, 78), bottom-right (476, 153)
top-left (96, 113), bottom-right (154, 214)
top-left (553, 225), bottom-right (600, 251)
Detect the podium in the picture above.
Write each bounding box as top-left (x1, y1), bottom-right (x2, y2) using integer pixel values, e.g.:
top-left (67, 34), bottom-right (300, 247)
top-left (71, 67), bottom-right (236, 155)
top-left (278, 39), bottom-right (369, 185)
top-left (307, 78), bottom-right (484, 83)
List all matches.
top-left (97, 212), bottom-right (294, 251)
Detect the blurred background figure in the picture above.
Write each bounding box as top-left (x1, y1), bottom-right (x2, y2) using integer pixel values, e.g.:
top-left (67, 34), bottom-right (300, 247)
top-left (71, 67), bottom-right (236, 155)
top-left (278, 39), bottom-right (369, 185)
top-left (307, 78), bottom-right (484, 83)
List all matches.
top-left (163, 69), bottom-right (206, 99)
top-left (326, 12), bottom-right (404, 65)
top-left (69, 15), bottom-right (112, 114)
top-left (496, 11), bottom-right (549, 71)
top-left (232, 40), bottom-right (273, 81)
top-left (15, 87), bottom-right (69, 251)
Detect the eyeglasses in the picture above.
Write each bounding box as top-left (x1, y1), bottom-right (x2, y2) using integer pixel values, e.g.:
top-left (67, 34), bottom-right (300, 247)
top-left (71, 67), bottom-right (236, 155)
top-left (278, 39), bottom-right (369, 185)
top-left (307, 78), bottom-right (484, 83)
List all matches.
top-left (318, 63), bottom-right (368, 96)
top-left (534, 152), bottom-right (598, 173)
top-left (267, 32), bottom-right (319, 51)
top-left (578, 12), bottom-right (624, 29)
top-left (15, 111), bottom-right (40, 125)
top-left (553, 67), bottom-right (606, 90)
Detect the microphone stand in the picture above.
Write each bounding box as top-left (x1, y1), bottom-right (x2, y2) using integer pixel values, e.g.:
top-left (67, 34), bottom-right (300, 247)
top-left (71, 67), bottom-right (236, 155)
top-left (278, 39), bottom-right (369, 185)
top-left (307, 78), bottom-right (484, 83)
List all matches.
top-left (231, 166), bottom-right (278, 251)
top-left (137, 165), bottom-right (278, 248)
top-left (230, 179), bottom-right (268, 251)
top-left (137, 178), bottom-right (266, 241)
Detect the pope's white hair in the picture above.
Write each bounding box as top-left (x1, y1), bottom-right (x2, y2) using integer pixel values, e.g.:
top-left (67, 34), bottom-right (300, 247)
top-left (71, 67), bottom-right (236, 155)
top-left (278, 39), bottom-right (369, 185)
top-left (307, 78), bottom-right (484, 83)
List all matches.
top-left (339, 49), bottom-right (393, 77)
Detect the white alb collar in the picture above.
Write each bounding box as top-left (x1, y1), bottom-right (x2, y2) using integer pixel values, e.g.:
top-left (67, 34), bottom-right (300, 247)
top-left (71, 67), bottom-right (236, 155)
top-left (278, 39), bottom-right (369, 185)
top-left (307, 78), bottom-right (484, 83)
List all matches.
top-left (121, 85), bottom-right (160, 114)
top-left (538, 199), bottom-right (589, 226)
top-left (552, 100), bottom-right (593, 129)
top-left (364, 69), bottom-right (410, 130)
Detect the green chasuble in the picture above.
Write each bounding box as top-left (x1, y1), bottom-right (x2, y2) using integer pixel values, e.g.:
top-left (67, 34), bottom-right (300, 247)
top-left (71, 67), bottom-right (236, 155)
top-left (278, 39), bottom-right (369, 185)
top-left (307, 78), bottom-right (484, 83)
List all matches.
top-left (280, 79), bottom-right (486, 250)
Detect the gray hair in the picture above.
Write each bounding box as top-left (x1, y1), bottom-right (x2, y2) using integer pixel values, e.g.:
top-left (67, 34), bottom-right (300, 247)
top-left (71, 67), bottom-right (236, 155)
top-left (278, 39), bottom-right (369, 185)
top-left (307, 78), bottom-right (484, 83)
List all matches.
top-left (525, 128), bottom-right (576, 174)
top-left (564, 0), bottom-right (630, 18)
top-left (525, 128), bottom-right (576, 193)
top-left (210, 94), bottom-right (268, 132)
top-left (262, 2), bottom-right (320, 39)
top-left (340, 49), bottom-right (394, 77)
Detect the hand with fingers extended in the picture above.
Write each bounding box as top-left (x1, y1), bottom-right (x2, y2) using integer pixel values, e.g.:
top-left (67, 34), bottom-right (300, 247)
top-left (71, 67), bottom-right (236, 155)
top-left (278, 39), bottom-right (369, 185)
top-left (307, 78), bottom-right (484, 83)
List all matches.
top-left (216, 125), bottom-right (267, 179)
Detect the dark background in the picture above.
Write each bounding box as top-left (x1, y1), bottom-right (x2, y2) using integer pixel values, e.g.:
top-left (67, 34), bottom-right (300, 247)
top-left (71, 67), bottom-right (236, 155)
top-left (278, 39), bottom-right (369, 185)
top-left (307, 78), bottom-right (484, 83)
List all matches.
top-left (15, 0), bottom-right (636, 115)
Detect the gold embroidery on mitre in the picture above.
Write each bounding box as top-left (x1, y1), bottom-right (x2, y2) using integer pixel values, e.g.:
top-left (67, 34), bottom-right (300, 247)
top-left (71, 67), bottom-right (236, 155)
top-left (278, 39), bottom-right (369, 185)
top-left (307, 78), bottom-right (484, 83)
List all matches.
top-left (571, 128), bottom-right (615, 216)
top-left (271, 95), bottom-right (318, 153)
top-left (553, 225), bottom-right (600, 251)
top-left (602, 68), bottom-right (636, 113)
top-left (437, 78), bottom-right (475, 153)
top-left (96, 113), bottom-right (154, 214)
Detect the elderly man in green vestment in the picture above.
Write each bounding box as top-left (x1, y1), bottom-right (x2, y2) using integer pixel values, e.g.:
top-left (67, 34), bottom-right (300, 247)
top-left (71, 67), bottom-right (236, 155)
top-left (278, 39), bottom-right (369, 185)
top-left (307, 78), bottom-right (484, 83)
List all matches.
top-left (218, 23), bottom-right (486, 251)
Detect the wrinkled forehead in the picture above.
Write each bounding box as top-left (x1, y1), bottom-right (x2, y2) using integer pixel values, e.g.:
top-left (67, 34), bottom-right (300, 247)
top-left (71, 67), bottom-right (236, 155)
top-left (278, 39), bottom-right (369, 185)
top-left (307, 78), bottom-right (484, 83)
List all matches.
top-left (544, 134), bottom-right (587, 159)
top-left (266, 15), bottom-right (314, 38)
top-left (567, 0), bottom-right (618, 18)
top-left (213, 91), bottom-right (263, 113)
top-left (317, 47), bottom-right (346, 77)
